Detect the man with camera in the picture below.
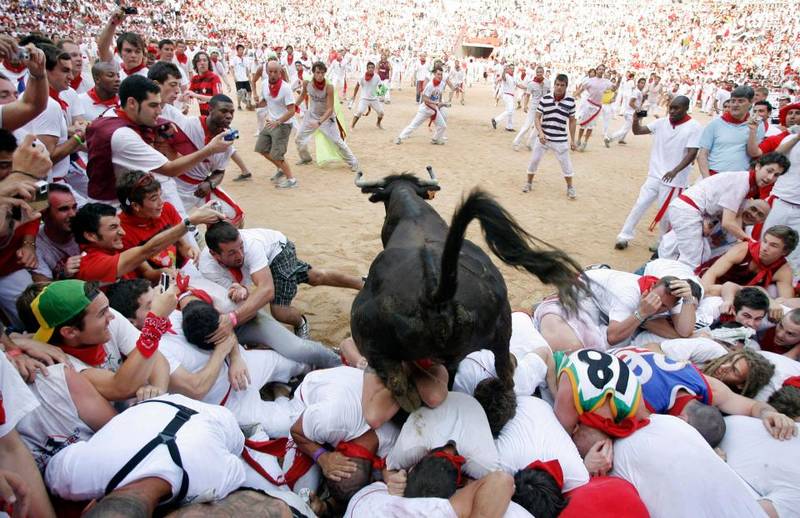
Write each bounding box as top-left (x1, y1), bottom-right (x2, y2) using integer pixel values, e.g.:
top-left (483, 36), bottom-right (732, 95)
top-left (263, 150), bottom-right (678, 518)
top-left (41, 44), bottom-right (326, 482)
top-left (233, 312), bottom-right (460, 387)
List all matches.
top-left (613, 95), bottom-right (702, 250)
top-left (85, 75), bottom-right (232, 214)
top-left (0, 36), bottom-right (48, 132)
top-left (96, 7), bottom-right (149, 80)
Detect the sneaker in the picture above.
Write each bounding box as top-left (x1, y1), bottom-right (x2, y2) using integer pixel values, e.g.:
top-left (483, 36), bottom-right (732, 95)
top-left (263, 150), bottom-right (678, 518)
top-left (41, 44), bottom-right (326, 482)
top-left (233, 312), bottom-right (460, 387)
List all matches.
top-left (294, 315), bottom-right (310, 339)
top-left (512, 144), bottom-right (520, 152)
top-left (295, 158), bottom-right (312, 166)
top-left (604, 137), bottom-right (611, 148)
top-left (567, 186), bottom-right (577, 199)
top-left (522, 182), bottom-right (532, 193)
top-left (491, 118), bottom-right (497, 129)
top-left (580, 141), bottom-right (588, 151)
top-left (269, 169), bottom-right (285, 183)
top-left (505, 128), bottom-right (515, 132)
top-left (648, 242), bottom-right (660, 253)
top-left (618, 140), bottom-right (627, 145)
top-left (233, 172), bottom-right (252, 182)
top-left (614, 240), bottom-right (629, 250)
top-left (431, 139), bottom-right (445, 145)
top-left (276, 178), bottom-right (298, 189)
top-left (394, 137), bottom-right (402, 144)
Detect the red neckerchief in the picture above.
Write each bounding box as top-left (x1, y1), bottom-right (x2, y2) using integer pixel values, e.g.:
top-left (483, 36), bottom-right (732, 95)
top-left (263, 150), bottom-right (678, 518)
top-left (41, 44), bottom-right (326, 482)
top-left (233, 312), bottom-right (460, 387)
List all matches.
top-left (175, 52), bottom-right (188, 65)
top-left (86, 87), bottom-right (119, 107)
top-left (721, 112), bottom-right (747, 125)
top-left (783, 376), bottom-right (800, 389)
top-left (336, 441), bottom-right (386, 470)
top-left (286, 53), bottom-right (294, 65)
top-left (748, 168), bottom-right (760, 199)
top-left (312, 79), bottom-right (326, 90)
top-left (554, 94), bottom-right (565, 102)
top-left (49, 87), bottom-right (68, 111)
top-left (2, 59), bottom-right (26, 74)
top-left (113, 108), bottom-right (155, 144)
top-left (268, 78), bottom-right (283, 98)
top-left (297, 69), bottom-right (303, 80)
top-left (365, 71), bottom-right (374, 81)
top-left (69, 73), bottom-right (83, 90)
top-left (431, 450), bottom-right (466, 487)
top-left (747, 240), bottom-right (786, 287)
top-left (578, 412), bottom-right (650, 438)
top-left (60, 343), bottom-right (107, 367)
top-left (533, 76), bottom-right (543, 83)
top-left (228, 267), bottom-right (244, 283)
top-left (525, 460), bottom-right (564, 489)
top-left (242, 437), bottom-right (314, 490)
top-left (432, 78), bottom-right (442, 87)
top-left (520, 71), bottom-right (526, 81)
top-left (637, 275), bottom-right (659, 294)
top-left (121, 61), bottom-right (146, 77)
top-left (199, 116), bottom-right (217, 145)
top-left (763, 120), bottom-right (769, 133)
top-left (670, 114), bottom-right (691, 128)
top-left (210, 56), bottom-right (218, 63)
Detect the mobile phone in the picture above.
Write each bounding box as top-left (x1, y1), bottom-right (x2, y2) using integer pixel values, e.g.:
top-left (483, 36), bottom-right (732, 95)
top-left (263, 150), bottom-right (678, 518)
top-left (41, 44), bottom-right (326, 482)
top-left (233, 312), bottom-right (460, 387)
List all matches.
top-left (117, 1), bottom-right (138, 14)
top-left (159, 272), bottom-right (170, 292)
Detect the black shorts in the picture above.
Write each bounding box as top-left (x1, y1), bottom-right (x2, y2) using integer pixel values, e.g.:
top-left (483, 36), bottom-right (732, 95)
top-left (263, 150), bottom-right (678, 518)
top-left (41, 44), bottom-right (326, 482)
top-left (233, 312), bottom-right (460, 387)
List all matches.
top-left (235, 81), bottom-right (251, 92)
top-left (270, 241), bottom-right (311, 306)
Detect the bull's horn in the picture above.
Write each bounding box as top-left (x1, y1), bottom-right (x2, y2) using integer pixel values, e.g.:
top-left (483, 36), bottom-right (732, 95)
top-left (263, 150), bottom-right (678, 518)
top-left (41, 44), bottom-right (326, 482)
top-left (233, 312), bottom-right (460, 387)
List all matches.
top-left (418, 165), bottom-right (439, 186)
top-left (354, 171), bottom-right (385, 188)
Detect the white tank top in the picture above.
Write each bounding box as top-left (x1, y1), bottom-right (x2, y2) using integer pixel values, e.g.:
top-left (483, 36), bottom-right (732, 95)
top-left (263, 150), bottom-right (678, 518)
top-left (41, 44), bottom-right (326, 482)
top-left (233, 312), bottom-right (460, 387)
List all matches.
top-left (307, 81), bottom-right (330, 119)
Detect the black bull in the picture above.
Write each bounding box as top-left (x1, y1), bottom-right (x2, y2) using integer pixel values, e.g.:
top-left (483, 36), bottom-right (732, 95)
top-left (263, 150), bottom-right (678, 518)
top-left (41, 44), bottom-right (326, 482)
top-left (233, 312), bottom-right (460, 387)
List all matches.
top-left (350, 168), bottom-right (585, 412)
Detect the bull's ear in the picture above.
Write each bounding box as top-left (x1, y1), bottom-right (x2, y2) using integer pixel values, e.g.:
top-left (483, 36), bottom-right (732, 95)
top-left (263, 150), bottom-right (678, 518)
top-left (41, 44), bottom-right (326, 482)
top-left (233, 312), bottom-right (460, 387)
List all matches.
top-left (368, 190), bottom-right (389, 203)
top-left (424, 185), bottom-right (442, 200)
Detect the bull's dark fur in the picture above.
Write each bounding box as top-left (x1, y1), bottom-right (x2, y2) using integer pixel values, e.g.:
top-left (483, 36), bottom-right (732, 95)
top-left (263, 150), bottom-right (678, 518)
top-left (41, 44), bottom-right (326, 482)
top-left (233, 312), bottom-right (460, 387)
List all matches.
top-left (351, 174), bottom-right (585, 412)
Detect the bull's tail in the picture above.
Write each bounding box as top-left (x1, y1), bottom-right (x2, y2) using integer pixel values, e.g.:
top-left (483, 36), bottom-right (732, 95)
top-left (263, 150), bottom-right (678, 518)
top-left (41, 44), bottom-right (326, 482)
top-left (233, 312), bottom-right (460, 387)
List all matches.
top-left (429, 189), bottom-right (586, 312)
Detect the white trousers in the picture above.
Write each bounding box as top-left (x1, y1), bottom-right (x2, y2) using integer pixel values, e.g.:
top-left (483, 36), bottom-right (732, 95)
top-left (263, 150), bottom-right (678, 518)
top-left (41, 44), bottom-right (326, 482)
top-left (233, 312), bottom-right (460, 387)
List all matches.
top-left (398, 107), bottom-right (446, 141)
top-left (295, 115), bottom-right (358, 168)
top-left (354, 98), bottom-right (384, 117)
top-left (601, 104), bottom-right (615, 136)
top-left (617, 177), bottom-right (680, 241)
top-left (527, 139), bottom-right (573, 177)
top-left (608, 113), bottom-right (633, 142)
top-left (513, 108), bottom-right (537, 147)
top-left (494, 94), bottom-right (515, 129)
top-left (665, 203), bottom-right (704, 270)
top-left (762, 197), bottom-right (800, 273)
top-left (0, 268), bottom-right (31, 329)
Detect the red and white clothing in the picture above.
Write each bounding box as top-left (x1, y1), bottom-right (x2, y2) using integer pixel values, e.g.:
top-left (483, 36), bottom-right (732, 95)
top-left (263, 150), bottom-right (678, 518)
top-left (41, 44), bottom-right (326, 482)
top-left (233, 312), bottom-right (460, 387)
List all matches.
top-left (198, 227), bottom-right (287, 289)
top-left (0, 352), bottom-right (40, 439)
top-left (617, 116), bottom-right (703, 242)
top-left (45, 394), bottom-right (245, 505)
top-left (69, 72), bottom-right (94, 95)
top-left (754, 351), bottom-right (800, 402)
top-left (494, 74), bottom-right (518, 130)
top-left (116, 59), bottom-right (149, 81)
top-left (611, 414), bottom-right (766, 518)
top-left (78, 88), bottom-right (119, 122)
top-left (353, 73), bottom-right (384, 117)
top-left (398, 79), bottom-right (447, 142)
top-left (720, 416), bottom-right (800, 518)
top-left (495, 396), bottom-right (589, 491)
top-left (762, 138), bottom-right (800, 272)
top-left (577, 77), bottom-right (613, 128)
top-left (295, 80), bottom-right (358, 169)
top-left (386, 392), bottom-right (499, 479)
top-left (30, 97), bottom-right (69, 181)
top-left (666, 170), bottom-right (754, 270)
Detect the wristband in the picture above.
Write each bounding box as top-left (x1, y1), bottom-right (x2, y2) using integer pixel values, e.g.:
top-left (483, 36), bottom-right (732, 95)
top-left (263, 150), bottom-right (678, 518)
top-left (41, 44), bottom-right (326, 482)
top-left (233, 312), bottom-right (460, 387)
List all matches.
top-left (228, 311), bottom-right (238, 327)
top-left (5, 348), bottom-right (23, 358)
top-left (312, 447), bottom-right (328, 463)
top-left (136, 312), bottom-right (170, 358)
top-left (73, 134), bottom-right (84, 145)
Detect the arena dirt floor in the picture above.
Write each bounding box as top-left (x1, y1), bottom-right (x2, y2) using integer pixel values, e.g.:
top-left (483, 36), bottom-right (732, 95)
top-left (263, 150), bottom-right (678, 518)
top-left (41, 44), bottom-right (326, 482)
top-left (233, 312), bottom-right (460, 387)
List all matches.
top-left (221, 82), bottom-right (711, 346)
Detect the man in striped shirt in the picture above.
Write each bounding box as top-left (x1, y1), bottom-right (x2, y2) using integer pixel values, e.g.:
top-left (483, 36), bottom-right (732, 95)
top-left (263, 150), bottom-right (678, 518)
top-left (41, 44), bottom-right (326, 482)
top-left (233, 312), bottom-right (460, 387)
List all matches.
top-left (524, 74), bottom-right (577, 199)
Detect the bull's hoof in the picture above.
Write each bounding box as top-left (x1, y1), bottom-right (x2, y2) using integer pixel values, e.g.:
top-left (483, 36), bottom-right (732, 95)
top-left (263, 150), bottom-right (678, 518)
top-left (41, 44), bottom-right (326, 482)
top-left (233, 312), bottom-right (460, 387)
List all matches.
top-left (387, 371), bottom-right (423, 413)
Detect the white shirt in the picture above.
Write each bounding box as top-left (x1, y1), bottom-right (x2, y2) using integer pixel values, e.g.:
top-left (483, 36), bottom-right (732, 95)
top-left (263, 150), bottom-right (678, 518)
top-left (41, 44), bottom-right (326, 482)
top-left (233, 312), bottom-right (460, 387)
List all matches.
top-left (771, 138), bottom-right (800, 204)
top-left (495, 397), bottom-right (589, 491)
top-left (0, 352), bottom-right (40, 439)
top-left (498, 74), bottom-right (517, 96)
top-left (645, 117), bottom-right (703, 187)
top-left (345, 482), bottom-right (457, 518)
top-left (102, 111), bottom-right (171, 195)
top-left (611, 414), bottom-right (765, 518)
top-left (453, 347), bottom-right (547, 398)
top-left (659, 337), bottom-right (727, 364)
top-left (643, 258), bottom-right (703, 298)
top-left (720, 416), bottom-right (800, 518)
top-left (45, 394), bottom-right (246, 505)
top-left (420, 79), bottom-right (444, 109)
top-left (77, 91), bottom-right (116, 122)
top-left (298, 366), bottom-right (399, 458)
top-left (584, 269), bottom-right (668, 324)
top-left (198, 228), bottom-right (287, 289)
top-left (357, 74), bottom-right (381, 101)
top-left (414, 61), bottom-right (430, 82)
top-left (755, 350), bottom-right (800, 402)
top-left (231, 56), bottom-right (251, 82)
top-left (681, 170), bottom-right (751, 217)
top-left (386, 392), bottom-right (499, 479)
top-left (261, 80), bottom-right (295, 121)
top-left (582, 77), bottom-right (613, 104)
top-left (67, 308), bottom-right (139, 372)
top-left (31, 98), bottom-right (69, 181)
top-left (715, 88), bottom-right (731, 111)
top-left (172, 116), bottom-right (234, 181)
top-left (61, 87), bottom-right (85, 124)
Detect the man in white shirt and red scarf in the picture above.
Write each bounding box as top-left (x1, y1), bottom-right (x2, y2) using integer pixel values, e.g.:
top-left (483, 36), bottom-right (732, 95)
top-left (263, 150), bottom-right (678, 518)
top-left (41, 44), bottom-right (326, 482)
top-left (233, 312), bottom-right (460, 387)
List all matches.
top-left (57, 39), bottom-right (93, 95)
top-left (78, 62), bottom-right (119, 122)
top-left (96, 8), bottom-right (148, 80)
top-left (573, 65), bottom-right (619, 151)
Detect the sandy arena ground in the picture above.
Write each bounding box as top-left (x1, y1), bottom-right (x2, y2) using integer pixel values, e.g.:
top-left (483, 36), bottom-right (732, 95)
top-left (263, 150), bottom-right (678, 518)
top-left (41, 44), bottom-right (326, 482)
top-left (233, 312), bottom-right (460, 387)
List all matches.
top-left (220, 83), bottom-right (710, 346)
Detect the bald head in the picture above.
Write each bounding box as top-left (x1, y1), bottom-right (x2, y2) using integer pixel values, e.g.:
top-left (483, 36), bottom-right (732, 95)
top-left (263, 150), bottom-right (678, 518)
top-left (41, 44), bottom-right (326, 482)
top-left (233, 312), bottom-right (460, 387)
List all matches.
top-left (92, 61), bottom-right (118, 81)
top-left (671, 95), bottom-right (690, 109)
top-left (668, 95), bottom-right (690, 122)
top-left (267, 60), bottom-right (282, 84)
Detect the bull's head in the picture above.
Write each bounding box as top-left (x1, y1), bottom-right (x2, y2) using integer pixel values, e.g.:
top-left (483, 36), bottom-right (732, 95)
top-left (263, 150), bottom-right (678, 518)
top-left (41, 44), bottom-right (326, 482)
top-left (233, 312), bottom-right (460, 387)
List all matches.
top-left (354, 166), bottom-right (441, 202)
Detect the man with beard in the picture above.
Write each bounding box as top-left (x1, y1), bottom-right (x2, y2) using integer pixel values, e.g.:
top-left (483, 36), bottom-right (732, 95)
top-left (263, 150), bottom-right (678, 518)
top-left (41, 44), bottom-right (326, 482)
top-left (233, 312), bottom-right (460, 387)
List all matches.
top-left (31, 184), bottom-right (81, 282)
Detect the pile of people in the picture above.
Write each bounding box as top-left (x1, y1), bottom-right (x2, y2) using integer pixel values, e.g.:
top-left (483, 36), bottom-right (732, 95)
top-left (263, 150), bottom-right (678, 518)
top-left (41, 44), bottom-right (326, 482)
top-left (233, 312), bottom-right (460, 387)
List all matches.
top-left (1, 3), bottom-right (800, 517)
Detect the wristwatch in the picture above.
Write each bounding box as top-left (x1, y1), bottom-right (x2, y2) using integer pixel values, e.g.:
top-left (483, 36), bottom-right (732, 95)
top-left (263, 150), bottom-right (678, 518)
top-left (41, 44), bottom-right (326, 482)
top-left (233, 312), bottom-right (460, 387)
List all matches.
top-left (633, 310), bottom-right (645, 324)
top-left (183, 218), bottom-right (196, 232)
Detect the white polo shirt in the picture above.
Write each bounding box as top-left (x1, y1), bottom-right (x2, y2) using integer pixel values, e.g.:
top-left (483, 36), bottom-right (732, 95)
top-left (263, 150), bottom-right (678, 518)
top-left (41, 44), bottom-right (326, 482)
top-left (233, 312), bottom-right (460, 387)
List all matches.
top-left (261, 80), bottom-right (294, 121)
top-left (386, 392), bottom-right (499, 479)
top-left (720, 415), bottom-right (800, 518)
top-left (30, 98), bottom-right (69, 181)
top-left (645, 117), bottom-right (703, 188)
top-left (495, 397), bottom-right (589, 492)
top-left (198, 227), bottom-right (287, 289)
top-left (45, 394), bottom-right (245, 505)
top-left (770, 138), bottom-right (800, 205)
top-left (453, 349), bottom-right (547, 398)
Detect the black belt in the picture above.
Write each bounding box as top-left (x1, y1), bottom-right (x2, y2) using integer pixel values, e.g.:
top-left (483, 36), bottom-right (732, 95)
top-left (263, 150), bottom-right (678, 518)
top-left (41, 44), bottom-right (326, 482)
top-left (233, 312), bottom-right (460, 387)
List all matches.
top-left (105, 400), bottom-right (198, 503)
